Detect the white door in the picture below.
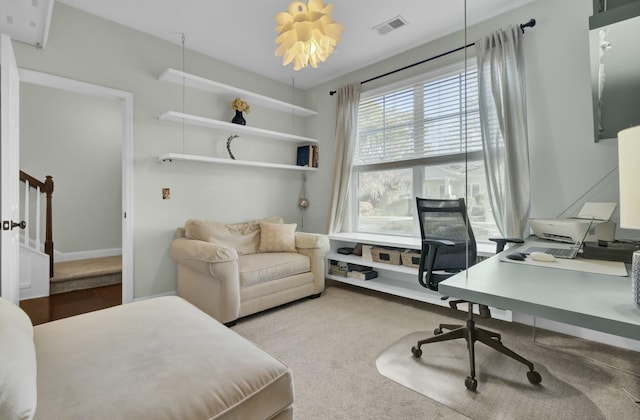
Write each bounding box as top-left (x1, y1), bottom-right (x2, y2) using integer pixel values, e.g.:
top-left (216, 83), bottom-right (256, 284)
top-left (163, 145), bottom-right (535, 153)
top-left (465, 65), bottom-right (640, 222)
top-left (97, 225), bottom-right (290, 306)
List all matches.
top-left (0, 34), bottom-right (23, 304)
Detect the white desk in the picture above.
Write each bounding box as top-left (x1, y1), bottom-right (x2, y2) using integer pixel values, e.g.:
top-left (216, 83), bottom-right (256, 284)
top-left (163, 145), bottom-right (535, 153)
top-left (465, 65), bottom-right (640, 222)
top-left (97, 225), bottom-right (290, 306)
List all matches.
top-left (439, 253), bottom-right (640, 341)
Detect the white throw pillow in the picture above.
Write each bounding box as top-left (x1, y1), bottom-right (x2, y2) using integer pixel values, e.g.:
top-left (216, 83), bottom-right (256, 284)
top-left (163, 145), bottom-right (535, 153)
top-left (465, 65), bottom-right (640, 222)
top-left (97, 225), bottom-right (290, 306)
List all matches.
top-left (0, 297), bottom-right (37, 419)
top-left (258, 222), bottom-right (297, 253)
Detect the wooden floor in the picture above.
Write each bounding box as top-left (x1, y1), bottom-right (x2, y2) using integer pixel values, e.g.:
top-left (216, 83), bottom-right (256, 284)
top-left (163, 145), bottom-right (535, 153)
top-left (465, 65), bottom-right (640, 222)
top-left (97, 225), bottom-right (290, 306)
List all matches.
top-left (19, 284), bottom-right (122, 326)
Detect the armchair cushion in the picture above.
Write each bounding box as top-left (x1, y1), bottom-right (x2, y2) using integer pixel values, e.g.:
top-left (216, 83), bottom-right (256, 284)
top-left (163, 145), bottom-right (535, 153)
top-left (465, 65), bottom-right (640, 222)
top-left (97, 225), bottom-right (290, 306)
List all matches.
top-left (258, 222), bottom-right (297, 253)
top-left (239, 253), bottom-right (310, 288)
top-left (185, 216), bottom-right (283, 255)
top-left (0, 297), bottom-right (37, 420)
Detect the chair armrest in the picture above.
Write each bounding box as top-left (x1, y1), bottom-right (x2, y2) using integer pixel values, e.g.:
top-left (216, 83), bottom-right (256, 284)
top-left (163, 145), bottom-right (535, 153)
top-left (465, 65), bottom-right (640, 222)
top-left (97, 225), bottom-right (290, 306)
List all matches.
top-left (489, 237), bottom-right (524, 253)
top-left (170, 237), bottom-right (238, 264)
top-left (419, 239), bottom-right (455, 290)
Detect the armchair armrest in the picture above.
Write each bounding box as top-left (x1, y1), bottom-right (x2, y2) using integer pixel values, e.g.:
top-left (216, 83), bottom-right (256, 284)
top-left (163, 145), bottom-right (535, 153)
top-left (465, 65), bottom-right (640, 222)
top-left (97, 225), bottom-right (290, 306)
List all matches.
top-left (295, 232), bottom-right (330, 250)
top-left (170, 237), bottom-right (238, 264)
top-left (170, 237), bottom-right (240, 324)
top-left (294, 232), bottom-right (330, 295)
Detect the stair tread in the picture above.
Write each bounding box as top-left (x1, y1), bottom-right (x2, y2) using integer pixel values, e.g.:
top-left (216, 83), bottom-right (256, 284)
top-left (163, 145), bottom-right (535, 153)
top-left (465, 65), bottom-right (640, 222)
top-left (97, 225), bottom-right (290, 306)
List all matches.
top-left (51, 256), bottom-right (122, 283)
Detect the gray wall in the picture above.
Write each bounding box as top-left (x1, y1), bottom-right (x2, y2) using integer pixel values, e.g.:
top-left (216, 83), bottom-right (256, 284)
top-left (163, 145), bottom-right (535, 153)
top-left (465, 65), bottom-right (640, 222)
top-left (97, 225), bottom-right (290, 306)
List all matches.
top-left (13, 0), bottom-right (637, 298)
top-left (308, 0), bottom-right (635, 239)
top-left (20, 83), bottom-right (122, 253)
top-left (13, 3), bottom-right (313, 298)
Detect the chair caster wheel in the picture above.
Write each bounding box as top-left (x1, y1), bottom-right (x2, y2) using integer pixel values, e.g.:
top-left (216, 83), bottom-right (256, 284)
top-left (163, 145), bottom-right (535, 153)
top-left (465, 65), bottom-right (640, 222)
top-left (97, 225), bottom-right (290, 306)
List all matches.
top-left (527, 370), bottom-right (542, 384)
top-left (411, 346), bottom-right (422, 358)
top-left (465, 376), bottom-right (478, 391)
top-left (434, 328), bottom-right (443, 335)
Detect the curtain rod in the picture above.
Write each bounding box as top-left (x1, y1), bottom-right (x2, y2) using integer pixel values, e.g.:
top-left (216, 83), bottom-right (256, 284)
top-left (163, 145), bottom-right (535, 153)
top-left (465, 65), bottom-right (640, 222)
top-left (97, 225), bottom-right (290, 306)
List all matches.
top-left (329, 18), bottom-right (536, 95)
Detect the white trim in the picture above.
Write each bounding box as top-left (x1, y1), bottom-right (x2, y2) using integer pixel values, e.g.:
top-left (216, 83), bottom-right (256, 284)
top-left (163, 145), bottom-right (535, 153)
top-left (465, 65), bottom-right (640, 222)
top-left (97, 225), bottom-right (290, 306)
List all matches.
top-left (133, 289), bottom-right (176, 302)
top-left (18, 69), bottom-right (134, 304)
top-left (54, 247), bottom-right (122, 262)
top-left (40, 0), bottom-right (55, 50)
top-left (19, 234), bottom-right (121, 261)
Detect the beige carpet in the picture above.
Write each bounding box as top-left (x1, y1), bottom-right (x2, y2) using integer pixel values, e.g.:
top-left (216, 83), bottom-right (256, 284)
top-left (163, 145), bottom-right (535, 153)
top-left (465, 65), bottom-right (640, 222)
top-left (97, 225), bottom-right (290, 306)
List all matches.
top-left (51, 256), bottom-right (122, 281)
top-left (377, 331), bottom-right (636, 420)
top-left (232, 282), bottom-right (640, 420)
top-left (50, 256), bottom-right (122, 294)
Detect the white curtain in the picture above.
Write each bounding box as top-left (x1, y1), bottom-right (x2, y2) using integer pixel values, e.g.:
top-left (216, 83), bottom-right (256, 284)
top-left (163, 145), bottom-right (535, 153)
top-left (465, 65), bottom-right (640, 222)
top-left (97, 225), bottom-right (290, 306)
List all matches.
top-left (476, 25), bottom-right (530, 238)
top-left (327, 83), bottom-right (361, 234)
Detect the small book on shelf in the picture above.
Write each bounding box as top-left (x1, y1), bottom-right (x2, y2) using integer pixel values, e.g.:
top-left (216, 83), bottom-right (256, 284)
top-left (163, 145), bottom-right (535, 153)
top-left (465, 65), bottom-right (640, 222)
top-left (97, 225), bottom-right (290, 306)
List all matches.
top-left (296, 145), bottom-right (319, 168)
top-left (347, 270), bottom-right (378, 280)
top-left (296, 145), bottom-right (311, 167)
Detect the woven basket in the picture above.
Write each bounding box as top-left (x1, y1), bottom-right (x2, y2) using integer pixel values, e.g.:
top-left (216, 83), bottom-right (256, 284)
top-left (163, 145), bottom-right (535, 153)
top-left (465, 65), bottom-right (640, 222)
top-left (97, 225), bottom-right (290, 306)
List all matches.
top-left (371, 247), bottom-right (401, 265)
top-left (401, 249), bottom-right (422, 268)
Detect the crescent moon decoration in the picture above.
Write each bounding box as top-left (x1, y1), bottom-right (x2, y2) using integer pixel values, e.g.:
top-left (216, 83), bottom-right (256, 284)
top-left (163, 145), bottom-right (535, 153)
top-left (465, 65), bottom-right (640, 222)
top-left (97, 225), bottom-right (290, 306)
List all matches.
top-left (226, 135), bottom-right (239, 159)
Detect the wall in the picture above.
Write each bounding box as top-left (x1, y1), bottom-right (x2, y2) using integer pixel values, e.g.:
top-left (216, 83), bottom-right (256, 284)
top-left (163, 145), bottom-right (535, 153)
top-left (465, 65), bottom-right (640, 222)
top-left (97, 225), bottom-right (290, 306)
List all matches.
top-left (14, 0), bottom-right (637, 300)
top-left (309, 0), bottom-right (637, 241)
top-left (13, 3), bottom-right (313, 298)
top-left (20, 83), bottom-right (122, 253)
top-left (309, 0), bottom-right (640, 350)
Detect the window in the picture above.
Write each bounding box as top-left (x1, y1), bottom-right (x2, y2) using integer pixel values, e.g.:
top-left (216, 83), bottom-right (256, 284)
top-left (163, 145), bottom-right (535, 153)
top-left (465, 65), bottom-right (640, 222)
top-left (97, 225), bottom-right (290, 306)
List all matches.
top-left (353, 62), bottom-right (500, 242)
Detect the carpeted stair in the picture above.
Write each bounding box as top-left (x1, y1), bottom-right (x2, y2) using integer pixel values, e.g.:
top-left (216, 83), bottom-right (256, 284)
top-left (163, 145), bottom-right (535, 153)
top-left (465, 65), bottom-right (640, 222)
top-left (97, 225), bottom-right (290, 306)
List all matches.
top-left (50, 256), bottom-right (122, 294)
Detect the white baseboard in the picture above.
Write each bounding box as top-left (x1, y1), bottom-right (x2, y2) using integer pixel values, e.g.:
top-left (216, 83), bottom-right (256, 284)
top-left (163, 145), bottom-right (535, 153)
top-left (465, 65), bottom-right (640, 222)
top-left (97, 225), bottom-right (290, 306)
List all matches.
top-left (54, 247), bottom-right (122, 262)
top-left (513, 313), bottom-right (640, 353)
top-left (19, 234), bottom-right (121, 262)
top-left (133, 290), bottom-right (177, 302)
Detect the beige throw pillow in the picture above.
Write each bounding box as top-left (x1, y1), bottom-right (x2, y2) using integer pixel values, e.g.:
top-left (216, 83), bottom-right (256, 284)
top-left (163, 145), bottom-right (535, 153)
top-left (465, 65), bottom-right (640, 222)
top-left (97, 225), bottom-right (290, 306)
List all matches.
top-left (258, 222), bottom-right (297, 253)
top-left (185, 217), bottom-right (283, 255)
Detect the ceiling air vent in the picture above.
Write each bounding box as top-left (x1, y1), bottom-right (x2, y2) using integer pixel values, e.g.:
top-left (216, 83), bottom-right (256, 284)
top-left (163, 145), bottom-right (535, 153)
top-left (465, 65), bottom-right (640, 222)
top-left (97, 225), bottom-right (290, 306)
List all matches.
top-left (374, 16), bottom-right (408, 36)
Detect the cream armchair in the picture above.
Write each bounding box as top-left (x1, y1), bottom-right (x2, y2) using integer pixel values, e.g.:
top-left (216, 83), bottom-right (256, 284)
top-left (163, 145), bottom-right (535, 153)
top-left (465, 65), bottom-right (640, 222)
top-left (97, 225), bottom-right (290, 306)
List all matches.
top-left (170, 217), bottom-right (329, 324)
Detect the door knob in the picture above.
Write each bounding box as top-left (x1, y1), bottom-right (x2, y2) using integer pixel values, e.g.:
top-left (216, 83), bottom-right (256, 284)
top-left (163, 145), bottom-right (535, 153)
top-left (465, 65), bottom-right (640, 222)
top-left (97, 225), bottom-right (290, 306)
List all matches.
top-left (2, 220), bottom-right (26, 231)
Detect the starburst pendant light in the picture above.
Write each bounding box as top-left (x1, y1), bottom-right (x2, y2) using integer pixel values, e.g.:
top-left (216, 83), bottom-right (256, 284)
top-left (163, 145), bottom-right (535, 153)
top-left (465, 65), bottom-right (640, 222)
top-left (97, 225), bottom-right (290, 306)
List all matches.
top-left (275, 0), bottom-right (344, 71)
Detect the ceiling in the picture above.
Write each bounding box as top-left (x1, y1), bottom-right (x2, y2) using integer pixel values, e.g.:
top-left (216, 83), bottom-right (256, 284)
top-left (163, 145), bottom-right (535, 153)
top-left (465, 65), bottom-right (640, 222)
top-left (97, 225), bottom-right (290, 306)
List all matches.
top-left (2, 0), bottom-right (535, 89)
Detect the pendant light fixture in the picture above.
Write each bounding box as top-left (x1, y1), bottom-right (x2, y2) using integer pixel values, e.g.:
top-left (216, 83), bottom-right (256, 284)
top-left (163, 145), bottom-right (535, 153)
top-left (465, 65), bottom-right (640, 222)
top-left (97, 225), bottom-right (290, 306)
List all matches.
top-left (275, 0), bottom-right (344, 71)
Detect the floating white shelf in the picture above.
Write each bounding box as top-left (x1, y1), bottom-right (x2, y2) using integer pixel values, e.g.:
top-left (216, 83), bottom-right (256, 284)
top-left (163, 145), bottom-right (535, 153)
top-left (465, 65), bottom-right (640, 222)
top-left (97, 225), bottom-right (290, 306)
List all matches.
top-left (159, 68), bottom-right (317, 117)
top-left (159, 111), bottom-right (318, 144)
top-left (158, 153), bottom-right (317, 172)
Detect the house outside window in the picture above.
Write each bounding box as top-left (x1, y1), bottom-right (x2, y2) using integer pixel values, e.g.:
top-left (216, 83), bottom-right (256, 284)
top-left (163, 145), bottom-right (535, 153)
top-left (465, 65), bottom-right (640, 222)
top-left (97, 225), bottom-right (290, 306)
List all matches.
top-left (352, 61), bottom-right (500, 242)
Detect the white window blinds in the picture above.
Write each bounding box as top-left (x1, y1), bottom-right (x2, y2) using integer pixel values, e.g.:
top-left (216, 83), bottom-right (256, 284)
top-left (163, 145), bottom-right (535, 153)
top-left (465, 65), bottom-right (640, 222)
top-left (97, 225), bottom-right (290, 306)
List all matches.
top-left (355, 65), bottom-right (483, 166)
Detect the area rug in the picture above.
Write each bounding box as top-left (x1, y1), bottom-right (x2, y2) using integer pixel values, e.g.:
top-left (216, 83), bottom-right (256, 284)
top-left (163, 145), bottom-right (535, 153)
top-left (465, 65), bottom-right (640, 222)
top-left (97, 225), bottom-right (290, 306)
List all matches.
top-left (376, 330), bottom-right (639, 420)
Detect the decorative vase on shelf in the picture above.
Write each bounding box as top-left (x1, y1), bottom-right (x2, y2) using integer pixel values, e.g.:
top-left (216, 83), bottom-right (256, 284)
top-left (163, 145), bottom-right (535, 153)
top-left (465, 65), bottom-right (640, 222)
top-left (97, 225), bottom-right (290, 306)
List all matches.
top-left (231, 110), bottom-right (246, 125)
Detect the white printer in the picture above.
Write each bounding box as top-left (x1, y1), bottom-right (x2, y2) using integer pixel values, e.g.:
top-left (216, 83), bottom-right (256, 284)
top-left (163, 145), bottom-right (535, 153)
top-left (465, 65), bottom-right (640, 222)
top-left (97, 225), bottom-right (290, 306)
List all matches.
top-left (529, 202), bottom-right (617, 244)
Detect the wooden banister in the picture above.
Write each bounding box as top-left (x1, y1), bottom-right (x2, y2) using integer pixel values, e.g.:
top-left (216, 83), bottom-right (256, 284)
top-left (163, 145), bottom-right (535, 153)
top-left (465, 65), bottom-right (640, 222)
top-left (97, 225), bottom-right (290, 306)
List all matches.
top-left (20, 170), bottom-right (54, 277)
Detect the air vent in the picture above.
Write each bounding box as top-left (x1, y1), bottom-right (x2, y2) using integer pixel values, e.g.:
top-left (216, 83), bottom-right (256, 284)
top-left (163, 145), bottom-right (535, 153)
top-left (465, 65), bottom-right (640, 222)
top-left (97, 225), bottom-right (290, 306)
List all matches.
top-left (374, 16), bottom-right (408, 36)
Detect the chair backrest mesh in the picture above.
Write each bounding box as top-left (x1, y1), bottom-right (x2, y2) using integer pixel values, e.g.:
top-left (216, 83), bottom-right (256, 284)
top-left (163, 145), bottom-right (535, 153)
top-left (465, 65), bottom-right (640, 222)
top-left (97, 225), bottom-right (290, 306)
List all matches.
top-left (416, 197), bottom-right (477, 271)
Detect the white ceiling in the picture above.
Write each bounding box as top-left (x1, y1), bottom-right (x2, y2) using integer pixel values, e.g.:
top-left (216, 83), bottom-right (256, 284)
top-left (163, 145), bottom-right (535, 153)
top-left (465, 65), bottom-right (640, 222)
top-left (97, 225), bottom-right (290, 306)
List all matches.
top-left (3, 0), bottom-right (536, 89)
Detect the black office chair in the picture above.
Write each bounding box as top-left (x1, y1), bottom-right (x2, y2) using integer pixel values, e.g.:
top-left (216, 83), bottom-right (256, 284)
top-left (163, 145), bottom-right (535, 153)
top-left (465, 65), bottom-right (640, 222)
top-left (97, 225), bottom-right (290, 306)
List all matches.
top-left (411, 197), bottom-right (541, 391)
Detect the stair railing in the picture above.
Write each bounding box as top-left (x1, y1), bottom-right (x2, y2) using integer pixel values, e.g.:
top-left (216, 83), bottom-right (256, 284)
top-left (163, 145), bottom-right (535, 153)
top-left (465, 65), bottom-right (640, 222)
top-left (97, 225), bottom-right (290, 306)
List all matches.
top-left (19, 171), bottom-right (54, 277)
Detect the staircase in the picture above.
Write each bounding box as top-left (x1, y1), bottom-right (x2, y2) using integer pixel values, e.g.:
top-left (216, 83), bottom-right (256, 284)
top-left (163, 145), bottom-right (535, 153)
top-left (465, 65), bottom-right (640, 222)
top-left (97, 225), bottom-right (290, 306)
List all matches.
top-left (50, 256), bottom-right (122, 294)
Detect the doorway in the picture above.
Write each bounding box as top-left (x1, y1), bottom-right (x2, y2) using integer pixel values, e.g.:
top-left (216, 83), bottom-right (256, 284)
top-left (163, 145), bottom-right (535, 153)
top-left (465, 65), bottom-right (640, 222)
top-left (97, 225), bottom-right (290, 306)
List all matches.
top-left (17, 69), bottom-right (133, 304)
